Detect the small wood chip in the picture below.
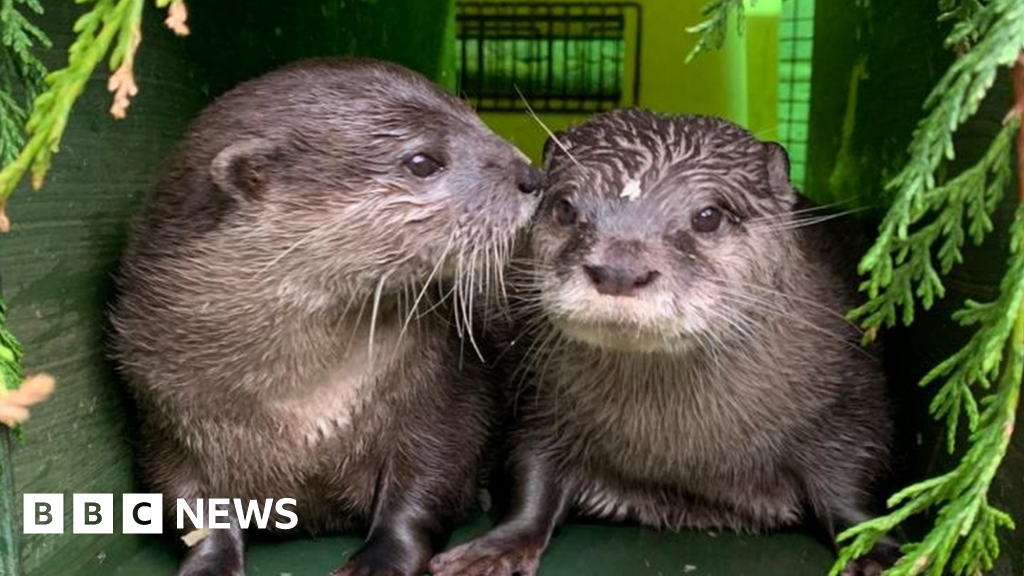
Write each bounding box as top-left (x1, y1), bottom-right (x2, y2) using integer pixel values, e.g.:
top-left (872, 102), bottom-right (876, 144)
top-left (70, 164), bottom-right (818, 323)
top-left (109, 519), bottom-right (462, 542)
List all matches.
top-left (181, 527), bottom-right (210, 547)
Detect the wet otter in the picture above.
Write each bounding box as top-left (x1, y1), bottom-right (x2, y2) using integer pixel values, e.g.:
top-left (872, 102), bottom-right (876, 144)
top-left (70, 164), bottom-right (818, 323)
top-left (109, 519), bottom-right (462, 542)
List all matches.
top-left (430, 109), bottom-right (895, 576)
top-left (110, 58), bottom-right (542, 576)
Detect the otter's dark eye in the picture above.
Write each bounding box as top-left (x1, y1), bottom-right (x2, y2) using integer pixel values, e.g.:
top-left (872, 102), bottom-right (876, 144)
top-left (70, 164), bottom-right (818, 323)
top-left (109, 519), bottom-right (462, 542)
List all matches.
top-left (553, 199), bottom-right (578, 226)
top-left (404, 153), bottom-right (445, 178)
top-left (692, 206), bottom-right (723, 233)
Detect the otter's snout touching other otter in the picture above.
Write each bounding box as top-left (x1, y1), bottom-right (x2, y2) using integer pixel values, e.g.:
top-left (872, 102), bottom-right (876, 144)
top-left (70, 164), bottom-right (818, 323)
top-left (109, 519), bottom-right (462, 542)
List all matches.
top-left (430, 109), bottom-right (896, 576)
top-left (110, 58), bottom-right (541, 576)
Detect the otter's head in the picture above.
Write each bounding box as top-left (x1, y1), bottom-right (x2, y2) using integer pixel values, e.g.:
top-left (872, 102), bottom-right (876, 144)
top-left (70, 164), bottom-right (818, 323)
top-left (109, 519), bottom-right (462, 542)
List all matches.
top-left (527, 109), bottom-right (800, 353)
top-left (167, 58), bottom-right (541, 300)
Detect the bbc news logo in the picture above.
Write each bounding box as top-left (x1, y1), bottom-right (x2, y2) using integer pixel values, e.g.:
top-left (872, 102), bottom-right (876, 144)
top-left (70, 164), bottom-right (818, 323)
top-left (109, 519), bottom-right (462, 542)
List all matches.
top-left (23, 494), bottom-right (298, 534)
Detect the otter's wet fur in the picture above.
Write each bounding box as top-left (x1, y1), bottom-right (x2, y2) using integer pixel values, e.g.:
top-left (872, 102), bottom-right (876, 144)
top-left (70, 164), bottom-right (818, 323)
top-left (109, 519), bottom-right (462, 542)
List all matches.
top-left (430, 109), bottom-right (895, 576)
top-left (110, 58), bottom-right (541, 576)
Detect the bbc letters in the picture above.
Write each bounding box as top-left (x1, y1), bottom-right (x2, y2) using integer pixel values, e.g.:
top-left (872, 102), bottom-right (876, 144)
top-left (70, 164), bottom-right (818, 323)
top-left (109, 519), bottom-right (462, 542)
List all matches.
top-left (23, 494), bottom-right (297, 534)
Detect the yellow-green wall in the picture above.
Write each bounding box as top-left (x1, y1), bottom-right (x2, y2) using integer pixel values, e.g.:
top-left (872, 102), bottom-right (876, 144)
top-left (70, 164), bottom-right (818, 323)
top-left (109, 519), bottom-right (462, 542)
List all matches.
top-left (470, 0), bottom-right (780, 163)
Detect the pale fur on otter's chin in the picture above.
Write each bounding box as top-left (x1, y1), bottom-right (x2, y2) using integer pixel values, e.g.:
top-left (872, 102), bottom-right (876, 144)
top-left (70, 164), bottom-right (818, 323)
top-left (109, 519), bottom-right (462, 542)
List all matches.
top-left (551, 318), bottom-right (694, 354)
top-left (540, 274), bottom-right (715, 354)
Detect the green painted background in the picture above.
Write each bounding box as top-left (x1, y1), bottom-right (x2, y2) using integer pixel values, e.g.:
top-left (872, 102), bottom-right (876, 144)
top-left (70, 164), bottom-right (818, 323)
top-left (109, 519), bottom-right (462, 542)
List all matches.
top-left (475, 0), bottom-right (782, 164)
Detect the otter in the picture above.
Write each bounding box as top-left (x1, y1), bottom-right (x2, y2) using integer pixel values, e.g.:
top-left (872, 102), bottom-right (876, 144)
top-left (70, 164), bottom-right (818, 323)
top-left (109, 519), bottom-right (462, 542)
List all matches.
top-left (429, 109), bottom-right (896, 576)
top-left (109, 58), bottom-right (542, 576)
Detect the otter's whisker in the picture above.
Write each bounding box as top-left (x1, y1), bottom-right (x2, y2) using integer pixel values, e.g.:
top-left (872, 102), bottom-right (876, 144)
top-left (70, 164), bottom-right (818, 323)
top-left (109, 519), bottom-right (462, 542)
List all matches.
top-left (704, 275), bottom-right (862, 330)
top-left (749, 199), bottom-right (861, 220)
top-left (401, 233), bottom-right (456, 340)
top-left (368, 272), bottom-right (389, 362)
top-left (514, 84), bottom-right (581, 168)
top-left (712, 289), bottom-right (874, 359)
top-left (750, 209), bottom-right (868, 233)
top-left (257, 214), bottom-right (346, 275)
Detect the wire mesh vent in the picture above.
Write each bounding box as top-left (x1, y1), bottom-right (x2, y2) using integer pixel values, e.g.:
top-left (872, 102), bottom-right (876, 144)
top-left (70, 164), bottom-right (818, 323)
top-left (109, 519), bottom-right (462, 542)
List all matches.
top-left (456, 2), bottom-right (641, 113)
top-left (777, 0), bottom-right (814, 188)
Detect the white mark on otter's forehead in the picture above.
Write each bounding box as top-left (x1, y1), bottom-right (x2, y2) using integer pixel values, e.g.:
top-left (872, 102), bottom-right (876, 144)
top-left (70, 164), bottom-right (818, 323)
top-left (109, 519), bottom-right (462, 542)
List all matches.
top-left (620, 179), bottom-right (643, 201)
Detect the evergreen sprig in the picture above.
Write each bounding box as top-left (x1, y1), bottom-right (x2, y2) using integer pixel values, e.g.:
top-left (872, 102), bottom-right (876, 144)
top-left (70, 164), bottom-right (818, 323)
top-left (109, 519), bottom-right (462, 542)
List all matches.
top-left (834, 0), bottom-right (1024, 573)
top-left (0, 0), bottom-right (147, 204)
top-left (854, 0), bottom-right (1024, 324)
top-left (0, 297), bottom-right (24, 399)
top-left (833, 206), bottom-right (1024, 576)
top-left (0, 292), bottom-right (25, 487)
top-left (0, 0), bottom-right (45, 481)
top-left (0, 0), bottom-right (51, 167)
top-left (685, 0), bottom-right (746, 63)
top-left (849, 120), bottom-right (1015, 337)
top-left (0, 0), bottom-right (189, 225)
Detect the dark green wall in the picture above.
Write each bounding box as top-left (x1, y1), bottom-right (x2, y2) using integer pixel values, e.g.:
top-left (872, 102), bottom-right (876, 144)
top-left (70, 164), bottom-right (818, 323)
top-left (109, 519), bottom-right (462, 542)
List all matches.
top-left (186, 0), bottom-right (458, 97)
top-left (0, 2), bottom-right (456, 575)
top-left (806, 2), bottom-right (1022, 574)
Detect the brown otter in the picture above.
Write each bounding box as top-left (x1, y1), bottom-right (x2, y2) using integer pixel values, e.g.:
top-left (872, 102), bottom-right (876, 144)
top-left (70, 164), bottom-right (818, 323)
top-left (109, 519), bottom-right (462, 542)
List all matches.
top-left (109, 58), bottom-right (542, 576)
top-left (429, 109), bottom-right (896, 576)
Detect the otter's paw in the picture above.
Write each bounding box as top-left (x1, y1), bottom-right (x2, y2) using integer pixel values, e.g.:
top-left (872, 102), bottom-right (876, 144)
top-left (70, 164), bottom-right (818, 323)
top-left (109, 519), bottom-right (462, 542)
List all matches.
top-left (839, 544), bottom-right (900, 576)
top-left (429, 537), bottom-right (544, 576)
top-left (839, 537), bottom-right (897, 573)
top-left (839, 557), bottom-right (886, 576)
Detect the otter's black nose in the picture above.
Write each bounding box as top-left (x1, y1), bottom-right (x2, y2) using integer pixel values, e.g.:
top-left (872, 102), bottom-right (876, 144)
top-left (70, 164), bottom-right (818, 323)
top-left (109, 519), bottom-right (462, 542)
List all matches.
top-left (517, 163), bottom-right (544, 194)
top-left (584, 265), bottom-right (660, 297)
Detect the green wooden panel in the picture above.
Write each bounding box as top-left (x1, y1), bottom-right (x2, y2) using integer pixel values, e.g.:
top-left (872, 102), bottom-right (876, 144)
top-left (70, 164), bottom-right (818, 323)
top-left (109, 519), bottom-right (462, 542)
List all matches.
top-left (4, 4), bottom-right (212, 576)
top-left (185, 0), bottom-right (458, 97)
top-left (804, 0), bottom-right (949, 211)
top-left (89, 511), bottom-right (838, 576)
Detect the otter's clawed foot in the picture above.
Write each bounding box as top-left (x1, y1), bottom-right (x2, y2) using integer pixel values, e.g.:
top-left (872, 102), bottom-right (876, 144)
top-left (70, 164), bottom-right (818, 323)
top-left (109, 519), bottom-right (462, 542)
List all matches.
top-left (429, 536), bottom-right (544, 576)
top-left (839, 543), bottom-right (901, 576)
top-left (839, 557), bottom-right (886, 576)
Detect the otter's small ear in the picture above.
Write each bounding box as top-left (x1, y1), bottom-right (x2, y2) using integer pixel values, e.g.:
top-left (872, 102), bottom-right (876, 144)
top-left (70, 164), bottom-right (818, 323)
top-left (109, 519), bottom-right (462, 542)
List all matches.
top-left (542, 131), bottom-right (570, 168)
top-left (764, 141), bottom-right (796, 199)
top-left (210, 138), bottom-right (281, 200)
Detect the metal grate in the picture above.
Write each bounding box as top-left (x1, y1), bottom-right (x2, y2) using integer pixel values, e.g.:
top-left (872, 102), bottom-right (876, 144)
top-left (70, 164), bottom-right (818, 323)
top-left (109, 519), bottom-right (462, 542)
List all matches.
top-left (456, 2), bottom-right (641, 113)
top-left (777, 0), bottom-right (814, 189)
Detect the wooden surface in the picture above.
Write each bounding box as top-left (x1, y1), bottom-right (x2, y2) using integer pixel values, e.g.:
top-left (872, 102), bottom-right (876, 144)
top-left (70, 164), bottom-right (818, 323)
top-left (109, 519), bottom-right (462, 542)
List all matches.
top-left (86, 511), bottom-right (840, 576)
top-left (185, 0), bottom-right (458, 98)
